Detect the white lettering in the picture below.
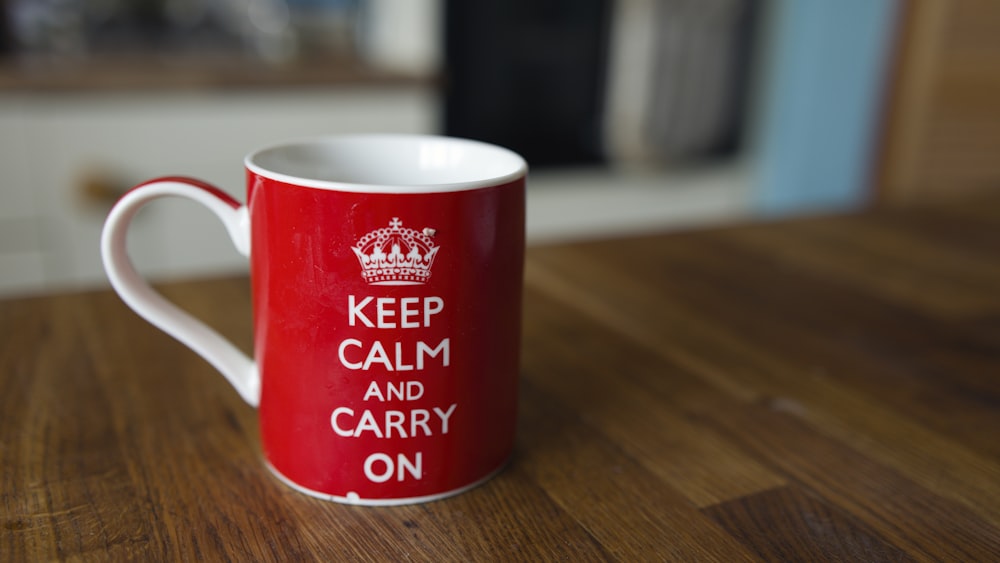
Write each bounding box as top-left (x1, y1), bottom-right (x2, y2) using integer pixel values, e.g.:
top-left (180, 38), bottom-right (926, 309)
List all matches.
top-left (417, 338), bottom-right (450, 369)
top-left (331, 407), bottom-right (355, 437)
top-left (387, 381), bottom-right (404, 401)
top-left (400, 297), bottom-right (420, 328)
top-left (363, 381), bottom-right (384, 401)
top-left (368, 381), bottom-right (425, 401)
top-left (347, 296), bottom-right (444, 329)
top-left (407, 380), bottom-right (424, 401)
top-left (354, 409), bottom-right (383, 438)
top-left (349, 296), bottom-right (374, 327)
top-left (424, 296), bottom-right (443, 326)
top-left (338, 339), bottom-right (363, 370)
top-left (385, 410), bottom-right (406, 438)
top-left (398, 452), bottom-right (422, 481)
top-left (377, 297), bottom-right (396, 328)
top-left (364, 453), bottom-right (393, 483)
top-left (434, 404), bottom-right (457, 434)
top-left (363, 452), bottom-right (423, 483)
top-left (339, 339), bottom-right (450, 371)
top-left (362, 341), bottom-right (393, 371)
top-left (330, 405), bottom-right (455, 438)
top-left (394, 341), bottom-right (414, 371)
top-left (411, 409), bottom-right (431, 437)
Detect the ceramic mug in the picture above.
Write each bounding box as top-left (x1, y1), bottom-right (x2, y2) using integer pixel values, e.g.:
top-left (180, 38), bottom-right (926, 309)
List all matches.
top-left (101, 134), bottom-right (527, 505)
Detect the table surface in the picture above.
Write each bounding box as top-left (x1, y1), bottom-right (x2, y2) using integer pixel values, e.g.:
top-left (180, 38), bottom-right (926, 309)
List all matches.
top-left (3, 198), bottom-right (1000, 561)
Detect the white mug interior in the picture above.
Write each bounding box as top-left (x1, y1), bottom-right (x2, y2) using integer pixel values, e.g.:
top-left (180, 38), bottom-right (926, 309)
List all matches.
top-left (245, 134), bottom-right (527, 193)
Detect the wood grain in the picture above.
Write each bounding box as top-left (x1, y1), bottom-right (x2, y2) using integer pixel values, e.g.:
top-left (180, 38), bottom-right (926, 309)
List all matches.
top-left (3, 196), bottom-right (1000, 560)
top-left (704, 486), bottom-right (915, 562)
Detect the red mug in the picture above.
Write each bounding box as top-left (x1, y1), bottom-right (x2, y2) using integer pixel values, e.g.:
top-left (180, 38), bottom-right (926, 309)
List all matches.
top-left (101, 134), bottom-right (527, 505)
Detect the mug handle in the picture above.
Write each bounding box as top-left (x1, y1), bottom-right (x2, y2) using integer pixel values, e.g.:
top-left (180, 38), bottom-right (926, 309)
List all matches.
top-left (100, 177), bottom-right (260, 407)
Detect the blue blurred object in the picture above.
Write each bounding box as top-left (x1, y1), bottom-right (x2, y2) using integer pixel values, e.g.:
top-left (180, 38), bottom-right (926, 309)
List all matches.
top-left (752, 0), bottom-right (901, 215)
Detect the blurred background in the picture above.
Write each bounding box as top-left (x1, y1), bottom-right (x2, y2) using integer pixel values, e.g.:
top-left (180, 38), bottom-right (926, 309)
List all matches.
top-left (0, 0), bottom-right (998, 296)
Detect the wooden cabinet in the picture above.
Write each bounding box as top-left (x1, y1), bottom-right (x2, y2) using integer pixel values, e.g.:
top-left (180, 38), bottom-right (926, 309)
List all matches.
top-left (877, 0), bottom-right (1000, 204)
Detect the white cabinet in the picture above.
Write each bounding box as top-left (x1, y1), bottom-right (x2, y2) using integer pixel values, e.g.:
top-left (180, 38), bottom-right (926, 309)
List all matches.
top-left (0, 87), bottom-right (436, 296)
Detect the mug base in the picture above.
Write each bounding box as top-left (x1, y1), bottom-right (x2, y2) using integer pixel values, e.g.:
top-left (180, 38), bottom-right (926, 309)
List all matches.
top-left (264, 459), bottom-right (510, 506)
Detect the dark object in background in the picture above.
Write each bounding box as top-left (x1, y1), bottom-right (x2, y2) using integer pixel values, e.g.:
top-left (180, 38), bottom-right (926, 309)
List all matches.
top-left (444, 0), bottom-right (760, 169)
top-left (0, 3), bottom-right (10, 55)
top-left (444, 0), bottom-right (613, 168)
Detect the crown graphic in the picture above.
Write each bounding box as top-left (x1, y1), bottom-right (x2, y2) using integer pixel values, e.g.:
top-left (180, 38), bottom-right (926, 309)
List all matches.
top-left (352, 218), bottom-right (439, 285)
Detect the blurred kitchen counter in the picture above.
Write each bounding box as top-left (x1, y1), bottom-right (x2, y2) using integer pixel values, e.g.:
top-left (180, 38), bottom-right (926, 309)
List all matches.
top-left (0, 54), bottom-right (428, 92)
top-left (0, 65), bottom-right (437, 297)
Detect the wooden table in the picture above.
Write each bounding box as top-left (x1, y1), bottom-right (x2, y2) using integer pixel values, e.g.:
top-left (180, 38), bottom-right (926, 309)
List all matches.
top-left (3, 198), bottom-right (1000, 561)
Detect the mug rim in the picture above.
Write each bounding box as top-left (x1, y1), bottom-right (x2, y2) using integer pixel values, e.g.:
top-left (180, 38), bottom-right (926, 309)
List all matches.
top-left (245, 133), bottom-right (528, 194)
